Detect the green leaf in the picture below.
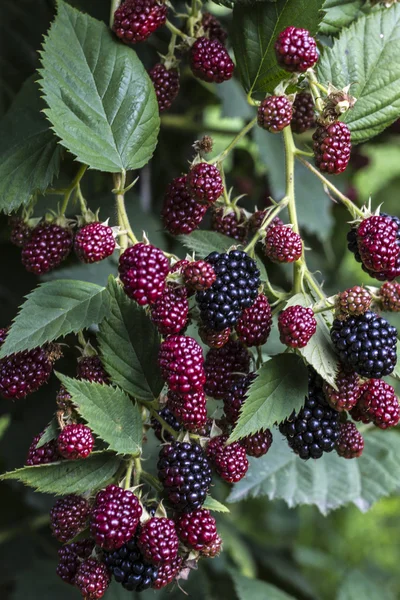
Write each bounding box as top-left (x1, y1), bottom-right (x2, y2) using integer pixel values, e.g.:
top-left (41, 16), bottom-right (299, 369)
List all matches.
top-left (98, 277), bottom-right (164, 402)
top-left (57, 374), bottom-right (142, 456)
top-left (337, 569), bottom-right (396, 600)
top-left (228, 429), bottom-right (400, 514)
top-left (319, 0), bottom-right (370, 36)
top-left (0, 280), bottom-right (110, 357)
top-left (40, 1), bottom-right (159, 172)
top-left (36, 418), bottom-right (59, 449)
top-left (317, 6), bottom-right (400, 144)
top-left (0, 76), bottom-right (61, 213)
top-left (354, 144), bottom-right (400, 203)
top-left (232, 572), bottom-right (295, 600)
top-left (232, 0), bottom-right (325, 95)
top-left (0, 452), bottom-right (121, 495)
top-left (0, 415), bottom-right (11, 439)
top-left (229, 354), bottom-right (308, 442)
top-left (202, 496), bottom-right (230, 513)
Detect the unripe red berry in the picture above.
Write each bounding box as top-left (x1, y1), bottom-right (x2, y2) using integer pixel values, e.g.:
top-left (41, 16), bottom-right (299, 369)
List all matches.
top-left (207, 435), bottom-right (249, 483)
top-left (151, 285), bottom-right (189, 336)
top-left (113, 0), bottom-right (167, 44)
top-left (335, 286), bottom-right (372, 320)
top-left (118, 243), bottom-right (169, 305)
top-left (50, 494), bottom-right (90, 542)
top-left (57, 423), bottom-right (94, 460)
top-left (199, 326), bottom-right (231, 349)
top-left (187, 163), bottom-right (224, 204)
top-left (137, 517), bottom-right (179, 565)
top-left (176, 508), bottom-right (217, 551)
top-left (336, 421), bottom-right (364, 459)
top-left (264, 225), bottom-right (302, 263)
top-left (257, 96), bottom-right (293, 133)
top-left (202, 12), bottom-right (227, 44)
top-left (167, 389), bottom-right (208, 431)
top-left (77, 356), bottom-right (109, 384)
top-left (323, 366), bottom-right (360, 411)
top-left (240, 429), bottom-right (273, 458)
top-left (275, 27), bottom-right (318, 72)
top-left (75, 557), bottom-right (110, 599)
top-left (357, 379), bottom-right (400, 429)
top-left (74, 222), bottom-right (116, 263)
top-left (158, 335), bottom-right (206, 394)
top-left (183, 260), bottom-right (216, 291)
top-left (190, 37), bottom-right (234, 83)
top-left (149, 63), bottom-right (180, 112)
top-left (152, 555), bottom-right (182, 589)
top-left (162, 176), bottom-right (208, 235)
top-left (291, 92), bottom-right (316, 134)
top-left (211, 207), bottom-right (249, 243)
top-left (380, 281), bottom-right (400, 311)
top-left (21, 221), bottom-right (73, 274)
top-left (26, 431), bottom-right (62, 465)
top-left (356, 215), bottom-right (399, 273)
top-left (236, 294), bottom-right (272, 347)
top-left (204, 340), bottom-right (251, 399)
top-left (313, 121), bottom-right (351, 175)
top-left (0, 345), bottom-right (54, 400)
top-left (278, 305), bottom-right (317, 348)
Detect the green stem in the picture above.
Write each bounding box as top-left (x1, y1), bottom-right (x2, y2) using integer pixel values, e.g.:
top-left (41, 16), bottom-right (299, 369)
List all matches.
top-left (60, 164), bottom-right (88, 215)
top-left (124, 458), bottom-right (135, 490)
top-left (283, 126), bottom-right (302, 294)
top-left (307, 70), bottom-right (325, 114)
top-left (244, 197), bottom-right (289, 255)
top-left (313, 303), bottom-right (335, 314)
top-left (141, 471), bottom-right (163, 493)
top-left (113, 172), bottom-right (138, 249)
top-left (166, 19), bottom-right (191, 41)
top-left (145, 405), bottom-right (178, 440)
top-left (211, 117), bottom-right (257, 164)
top-left (76, 184), bottom-right (88, 214)
top-left (304, 271), bottom-right (326, 301)
top-left (109, 0), bottom-right (121, 28)
top-left (133, 456), bottom-right (142, 486)
top-left (256, 346), bottom-right (263, 369)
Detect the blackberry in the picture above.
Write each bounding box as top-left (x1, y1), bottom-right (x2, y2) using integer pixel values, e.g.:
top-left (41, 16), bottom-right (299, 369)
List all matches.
top-left (26, 431), bottom-right (61, 465)
top-left (278, 305), bottom-right (317, 348)
top-left (0, 345), bottom-right (54, 399)
top-left (75, 558), bottom-right (110, 600)
top-left (336, 421), bottom-right (364, 459)
top-left (56, 540), bottom-right (94, 585)
top-left (118, 243), bottom-right (170, 305)
top-left (196, 250), bottom-right (260, 332)
top-left (204, 340), bottom-right (251, 399)
top-left (356, 215), bottom-right (399, 273)
top-left (77, 356), bottom-right (109, 384)
top-left (279, 383), bottom-right (340, 459)
top-left (158, 335), bottom-right (206, 394)
top-left (201, 534), bottom-right (222, 558)
top-left (291, 92), bottom-right (316, 134)
top-left (149, 63), bottom-right (179, 112)
top-left (330, 311), bottom-right (397, 378)
top-left (211, 207), bottom-right (249, 242)
top-left (162, 176), bottom-right (208, 236)
top-left (57, 385), bottom-right (72, 411)
top-left (199, 325), bottom-right (231, 348)
top-left (137, 517), bottom-right (179, 565)
top-left (335, 286), bottom-right (372, 320)
top-left (9, 217), bottom-right (32, 247)
top-left (236, 294), bottom-right (272, 347)
top-left (257, 96), bottom-right (293, 133)
top-left (357, 379), bottom-right (400, 429)
top-left (275, 27), bottom-right (319, 72)
top-left (187, 163), bottom-right (224, 204)
top-left (90, 485), bottom-right (142, 550)
top-left (167, 389), bottom-right (208, 431)
top-left (206, 435), bottom-right (249, 483)
top-left (151, 285), bottom-right (189, 336)
top-left (223, 373), bottom-right (256, 425)
top-left (201, 12), bottom-right (227, 44)
top-left (323, 365), bottom-right (360, 412)
top-left (176, 508), bottom-right (217, 551)
top-left (74, 222), bottom-right (116, 263)
top-left (313, 121), bottom-right (351, 175)
top-left (157, 441), bottom-right (212, 512)
top-left (152, 555), bottom-right (182, 589)
top-left (380, 281), bottom-right (400, 311)
top-left (183, 260), bottom-right (216, 291)
top-left (264, 225), bottom-right (302, 263)
top-left (240, 429), bottom-right (273, 458)
top-left (113, 0), bottom-right (167, 44)
top-left (21, 221), bottom-right (73, 274)
top-left (57, 423), bottom-right (94, 460)
top-left (249, 212), bottom-right (283, 234)
top-left (50, 494), bottom-right (89, 542)
top-left (151, 407), bottom-right (181, 442)
top-left (190, 37), bottom-right (234, 83)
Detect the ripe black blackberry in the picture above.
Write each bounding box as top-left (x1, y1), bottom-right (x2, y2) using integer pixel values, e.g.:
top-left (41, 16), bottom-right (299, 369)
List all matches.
top-left (157, 441), bottom-right (212, 512)
top-left (330, 311), bottom-right (397, 378)
top-left (279, 377), bottom-right (340, 460)
top-left (204, 340), bottom-right (251, 399)
top-left (257, 96), bottom-right (293, 133)
top-left (151, 407), bottom-right (181, 442)
top-left (149, 63), bottom-right (179, 112)
top-left (211, 207), bottom-right (249, 242)
top-left (195, 250), bottom-right (260, 332)
top-left (291, 92), bottom-right (315, 133)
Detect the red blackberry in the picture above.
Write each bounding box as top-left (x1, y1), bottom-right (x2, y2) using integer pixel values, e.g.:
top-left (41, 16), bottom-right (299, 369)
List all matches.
top-left (275, 27), bottom-right (318, 72)
top-left (75, 558), bottom-right (110, 600)
top-left (207, 435), bottom-right (249, 483)
top-left (330, 311), bottom-right (397, 378)
top-left (196, 250), bottom-right (260, 332)
top-left (137, 517), bottom-right (179, 565)
top-left (183, 260), bottom-right (216, 291)
top-left (211, 207), bottom-right (249, 242)
top-left (0, 328), bottom-right (7, 345)
top-left (264, 225), bottom-right (302, 263)
top-left (74, 222), bottom-right (116, 263)
top-left (57, 385), bottom-right (72, 411)
top-left (291, 92), bottom-right (316, 134)
top-left (249, 212), bottom-right (283, 234)
top-left (223, 373), bottom-right (256, 424)
top-left (157, 441), bottom-right (212, 512)
top-left (257, 96), bottom-right (293, 133)
top-left (151, 285), bottom-right (189, 336)
top-left (190, 37), bottom-right (234, 83)
top-left (21, 221), bottom-right (73, 274)
top-left (26, 431), bottom-right (61, 465)
top-left (323, 366), bottom-right (360, 412)
top-left (201, 534), bottom-right (222, 558)
top-left (313, 121), bottom-right (351, 175)
top-left (77, 356), bottom-right (109, 384)
top-left (236, 294), bottom-right (272, 347)
top-left (90, 485), bottom-right (142, 550)
top-left (166, 389), bottom-right (208, 431)
top-left (57, 424), bottom-right (94, 460)
top-left (199, 326), bottom-right (231, 348)
top-left (241, 430), bottom-right (273, 458)
top-left (335, 286), bottom-right (372, 320)
top-left (357, 379), bottom-right (400, 429)
top-left (349, 402), bottom-right (372, 424)
top-left (152, 555), bottom-right (182, 590)
top-left (176, 508), bottom-right (217, 551)
top-left (151, 407), bottom-right (181, 442)
top-left (50, 494), bottom-right (90, 543)
top-left (104, 536), bottom-right (159, 591)
top-left (380, 281), bottom-right (400, 311)
top-left (201, 12), bottom-right (227, 44)
top-left (56, 540), bottom-right (94, 585)
top-left (336, 421), bottom-right (364, 459)
top-left (158, 335), bottom-right (205, 394)
top-left (278, 305), bottom-right (317, 348)
top-left (113, 0), bottom-right (167, 44)
top-left (162, 176), bottom-right (208, 235)
top-left (118, 243), bottom-right (169, 305)
top-left (356, 215), bottom-right (399, 273)
top-left (170, 259), bottom-right (190, 274)
top-left (204, 340), bottom-right (251, 399)
top-left (9, 217), bottom-right (32, 247)
top-left (149, 63), bottom-right (180, 112)
top-left (0, 345), bottom-right (54, 400)
top-left (187, 163), bottom-right (223, 204)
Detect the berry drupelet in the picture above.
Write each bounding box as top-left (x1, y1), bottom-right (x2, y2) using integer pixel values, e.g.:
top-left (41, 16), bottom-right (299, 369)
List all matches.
top-left (21, 221), bottom-right (73, 274)
top-left (0, 345), bottom-right (54, 399)
top-left (291, 92), bottom-right (316, 134)
top-left (278, 305), bottom-right (317, 348)
top-left (190, 37), bottom-right (234, 83)
top-left (167, 389), bottom-right (208, 431)
top-left (152, 555), bottom-right (182, 589)
top-left (74, 222), bottom-right (116, 263)
top-left (162, 175), bottom-right (208, 235)
top-left (313, 121), bottom-right (351, 175)
top-left (204, 340), bottom-right (251, 400)
top-left (335, 421), bottom-right (364, 459)
top-left (275, 27), bottom-right (319, 72)
top-left (50, 494), bottom-right (90, 543)
top-left (26, 431), bottom-right (61, 465)
top-left (158, 335), bottom-right (206, 394)
top-left (77, 356), bottom-right (109, 384)
top-left (56, 540), bottom-right (94, 585)
top-left (187, 163), bottom-right (224, 204)
top-left (57, 423), bottom-right (94, 460)
top-left (323, 365), bottom-right (360, 412)
top-left (257, 96), bottom-right (293, 133)
top-left (264, 225), bottom-right (303, 263)
top-left (207, 435), bottom-right (249, 483)
top-left (151, 285), bottom-right (189, 336)
top-left (113, 0), bottom-right (167, 44)
top-left (201, 12), bottom-right (227, 44)
top-left (380, 281), bottom-right (400, 311)
top-left (211, 207), bottom-right (249, 243)
top-left (104, 536), bottom-right (159, 591)
top-left (75, 558), bottom-right (110, 600)
top-left (118, 243), bottom-right (169, 305)
top-left (335, 286), bottom-right (372, 320)
top-left (240, 430), bottom-right (273, 458)
top-left (183, 260), bottom-right (216, 291)
top-left (357, 379), bottom-right (400, 429)
top-left (223, 373), bottom-right (257, 425)
top-left (236, 293), bottom-right (272, 347)
top-left (149, 63), bottom-right (180, 112)
top-left (176, 508), bottom-right (217, 551)
top-left (137, 517), bottom-right (179, 565)
top-left (151, 407), bottom-right (182, 442)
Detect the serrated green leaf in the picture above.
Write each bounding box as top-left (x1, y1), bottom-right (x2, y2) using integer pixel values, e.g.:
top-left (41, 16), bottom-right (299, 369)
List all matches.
top-left (317, 6), bottom-right (400, 144)
top-left (337, 569), bottom-right (396, 600)
top-left (0, 76), bottom-right (61, 213)
top-left (202, 496), bottom-right (230, 513)
top-left (0, 452), bottom-right (121, 495)
top-left (57, 374), bottom-right (142, 456)
top-left (0, 280), bottom-right (110, 357)
top-left (228, 429), bottom-right (400, 514)
top-left (98, 278), bottom-right (164, 402)
top-left (319, 0), bottom-right (370, 36)
top-left (40, 1), bottom-right (159, 172)
top-left (232, 572), bottom-right (295, 600)
top-left (229, 354), bottom-right (308, 442)
top-left (232, 0), bottom-right (325, 95)
top-left (36, 418), bottom-right (59, 449)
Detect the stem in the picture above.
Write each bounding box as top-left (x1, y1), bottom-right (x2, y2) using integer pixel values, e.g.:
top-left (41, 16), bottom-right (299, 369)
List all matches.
top-left (144, 405), bottom-right (178, 440)
top-left (109, 0), bottom-right (121, 28)
top-left (133, 457), bottom-right (142, 486)
top-left (307, 70), bottom-right (325, 114)
top-left (124, 458), bottom-right (135, 490)
top-left (305, 271), bottom-right (326, 301)
top-left (297, 156), bottom-right (364, 219)
top-left (141, 471), bottom-right (163, 493)
top-left (256, 346), bottom-right (263, 369)
top-left (113, 172), bottom-right (138, 249)
top-left (211, 117), bottom-right (257, 164)
top-left (60, 164), bottom-right (88, 215)
top-left (166, 19), bottom-right (191, 41)
top-left (283, 126), bottom-right (302, 294)
top-left (76, 184), bottom-right (88, 214)
top-left (244, 197), bottom-right (289, 255)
